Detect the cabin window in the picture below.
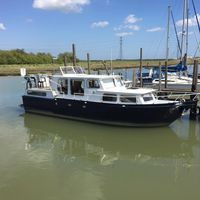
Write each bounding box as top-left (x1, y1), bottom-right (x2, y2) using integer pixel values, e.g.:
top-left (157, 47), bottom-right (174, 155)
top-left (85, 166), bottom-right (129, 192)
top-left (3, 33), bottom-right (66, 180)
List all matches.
top-left (71, 79), bottom-right (84, 96)
top-left (57, 79), bottom-right (68, 94)
top-left (103, 93), bottom-right (117, 102)
top-left (27, 90), bottom-right (46, 97)
top-left (87, 79), bottom-right (100, 89)
top-left (120, 95), bottom-right (137, 103)
top-left (143, 93), bottom-right (153, 102)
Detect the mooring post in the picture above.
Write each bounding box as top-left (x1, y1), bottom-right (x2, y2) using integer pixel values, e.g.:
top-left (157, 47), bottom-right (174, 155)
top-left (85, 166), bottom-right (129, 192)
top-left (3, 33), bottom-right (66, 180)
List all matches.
top-left (139, 48), bottom-right (143, 87)
top-left (191, 60), bottom-right (198, 92)
top-left (132, 68), bottom-right (137, 88)
top-left (72, 43), bottom-right (76, 66)
top-left (64, 55), bottom-right (67, 66)
top-left (159, 62), bottom-right (162, 91)
top-left (87, 53), bottom-right (91, 74)
top-left (164, 61), bottom-right (168, 88)
top-left (102, 61), bottom-right (109, 75)
top-left (190, 59), bottom-right (199, 119)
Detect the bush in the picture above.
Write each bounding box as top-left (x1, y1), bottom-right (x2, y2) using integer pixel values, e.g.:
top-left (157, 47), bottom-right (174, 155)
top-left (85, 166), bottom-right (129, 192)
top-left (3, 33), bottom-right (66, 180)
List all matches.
top-left (0, 49), bottom-right (54, 65)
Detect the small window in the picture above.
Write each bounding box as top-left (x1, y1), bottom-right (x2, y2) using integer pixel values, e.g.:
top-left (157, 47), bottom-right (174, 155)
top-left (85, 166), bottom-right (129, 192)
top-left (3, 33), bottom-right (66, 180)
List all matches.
top-left (143, 93), bottom-right (153, 102)
top-left (27, 91), bottom-right (46, 96)
top-left (103, 93), bottom-right (117, 102)
top-left (87, 80), bottom-right (100, 88)
top-left (71, 79), bottom-right (84, 96)
top-left (120, 95), bottom-right (137, 103)
top-left (57, 79), bottom-right (68, 94)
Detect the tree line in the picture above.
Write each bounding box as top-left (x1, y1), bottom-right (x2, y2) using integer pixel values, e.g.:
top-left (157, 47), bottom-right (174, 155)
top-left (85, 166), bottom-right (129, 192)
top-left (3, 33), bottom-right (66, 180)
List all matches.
top-left (0, 49), bottom-right (78, 65)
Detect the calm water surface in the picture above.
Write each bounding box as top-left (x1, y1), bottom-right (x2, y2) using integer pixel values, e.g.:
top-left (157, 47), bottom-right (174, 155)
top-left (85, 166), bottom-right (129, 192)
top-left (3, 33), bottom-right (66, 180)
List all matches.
top-left (0, 77), bottom-right (200, 200)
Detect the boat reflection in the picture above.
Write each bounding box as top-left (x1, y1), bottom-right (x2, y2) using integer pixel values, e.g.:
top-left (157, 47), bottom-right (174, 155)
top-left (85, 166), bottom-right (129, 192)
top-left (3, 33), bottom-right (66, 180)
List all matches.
top-left (23, 113), bottom-right (200, 166)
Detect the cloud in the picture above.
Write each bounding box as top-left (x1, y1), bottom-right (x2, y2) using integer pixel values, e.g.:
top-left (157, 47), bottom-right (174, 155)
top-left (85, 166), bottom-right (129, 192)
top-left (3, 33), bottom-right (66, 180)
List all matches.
top-left (125, 24), bottom-right (140, 31)
top-left (114, 14), bottom-right (141, 31)
top-left (33, 0), bottom-right (90, 13)
top-left (124, 14), bottom-right (142, 24)
top-left (0, 23), bottom-right (6, 31)
top-left (91, 21), bottom-right (109, 28)
top-left (176, 14), bottom-right (200, 27)
top-left (146, 27), bottom-right (164, 32)
top-left (114, 14), bottom-right (141, 37)
top-left (114, 24), bottom-right (140, 31)
top-left (116, 32), bottom-right (133, 37)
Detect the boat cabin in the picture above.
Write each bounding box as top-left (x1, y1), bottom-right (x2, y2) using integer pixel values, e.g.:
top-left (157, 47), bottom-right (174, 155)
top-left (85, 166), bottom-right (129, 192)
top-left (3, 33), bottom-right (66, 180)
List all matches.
top-left (24, 66), bottom-right (158, 105)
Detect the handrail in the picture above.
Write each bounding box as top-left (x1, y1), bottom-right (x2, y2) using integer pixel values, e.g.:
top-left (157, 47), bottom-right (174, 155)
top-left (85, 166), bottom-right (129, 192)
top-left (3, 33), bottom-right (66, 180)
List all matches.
top-left (157, 93), bottom-right (200, 100)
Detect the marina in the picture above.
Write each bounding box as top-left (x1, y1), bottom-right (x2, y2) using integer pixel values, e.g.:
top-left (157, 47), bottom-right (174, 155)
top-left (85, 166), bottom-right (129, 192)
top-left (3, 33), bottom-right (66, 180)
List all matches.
top-left (0, 76), bottom-right (200, 200)
top-left (1, 0), bottom-right (200, 199)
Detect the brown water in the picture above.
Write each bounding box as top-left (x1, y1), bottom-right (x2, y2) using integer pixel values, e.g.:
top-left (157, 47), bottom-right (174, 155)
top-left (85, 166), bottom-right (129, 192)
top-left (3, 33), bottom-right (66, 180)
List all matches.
top-left (0, 77), bottom-right (200, 200)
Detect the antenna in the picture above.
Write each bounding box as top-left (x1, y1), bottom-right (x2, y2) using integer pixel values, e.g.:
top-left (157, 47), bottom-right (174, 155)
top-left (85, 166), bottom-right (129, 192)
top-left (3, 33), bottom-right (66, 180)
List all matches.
top-left (119, 36), bottom-right (123, 60)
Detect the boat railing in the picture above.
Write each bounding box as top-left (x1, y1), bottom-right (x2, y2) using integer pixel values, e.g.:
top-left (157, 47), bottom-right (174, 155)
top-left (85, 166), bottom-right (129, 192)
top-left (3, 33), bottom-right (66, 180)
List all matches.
top-left (59, 66), bottom-right (85, 75)
top-left (156, 92), bottom-right (200, 101)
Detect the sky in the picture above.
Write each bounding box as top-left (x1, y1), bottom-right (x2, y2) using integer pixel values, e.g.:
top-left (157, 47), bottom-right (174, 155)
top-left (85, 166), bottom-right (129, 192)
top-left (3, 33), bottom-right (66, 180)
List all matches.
top-left (0, 0), bottom-right (200, 60)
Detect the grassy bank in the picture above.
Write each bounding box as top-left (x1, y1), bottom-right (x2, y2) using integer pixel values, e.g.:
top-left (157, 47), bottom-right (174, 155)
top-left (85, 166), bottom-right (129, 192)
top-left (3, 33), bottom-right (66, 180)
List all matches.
top-left (0, 59), bottom-right (195, 76)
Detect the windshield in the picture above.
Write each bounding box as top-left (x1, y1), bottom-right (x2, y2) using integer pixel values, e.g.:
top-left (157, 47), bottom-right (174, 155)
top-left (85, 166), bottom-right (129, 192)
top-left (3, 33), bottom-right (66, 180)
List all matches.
top-left (143, 93), bottom-right (154, 102)
top-left (115, 77), bottom-right (124, 87)
top-left (102, 78), bottom-right (115, 88)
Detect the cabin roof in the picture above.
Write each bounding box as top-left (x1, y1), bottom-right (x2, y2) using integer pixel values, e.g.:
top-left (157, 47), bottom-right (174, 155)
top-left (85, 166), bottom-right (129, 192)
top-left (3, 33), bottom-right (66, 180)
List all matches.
top-left (99, 88), bottom-right (156, 95)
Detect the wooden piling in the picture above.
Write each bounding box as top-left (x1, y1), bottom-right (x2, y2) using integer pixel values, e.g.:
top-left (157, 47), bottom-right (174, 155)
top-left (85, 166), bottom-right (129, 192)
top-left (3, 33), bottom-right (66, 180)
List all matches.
top-left (64, 56), bottom-right (67, 66)
top-left (132, 69), bottom-right (137, 88)
top-left (159, 62), bottom-right (162, 91)
top-left (72, 44), bottom-right (76, 66)
top-left (164, 61), bottom-right (168, 88)
top-left (87, 53), bottom-right (91, 74)
top-left (102, 61), bottom-right (109, 75)
top-left (190, 59), bottom-right (199, 119)
top-left (139, 48), bottom-right (143, 87)
top-left (191, 59), bottom-right (198, 92)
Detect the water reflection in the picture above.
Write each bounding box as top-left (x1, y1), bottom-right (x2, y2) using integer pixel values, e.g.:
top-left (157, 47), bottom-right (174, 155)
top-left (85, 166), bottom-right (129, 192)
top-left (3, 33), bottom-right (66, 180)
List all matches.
top-left (1, 76), bottom-right (200, 200)
top-left (22, 114), bottom-right (200, 199)
top-left (23, 114), bottom-right (200, 166)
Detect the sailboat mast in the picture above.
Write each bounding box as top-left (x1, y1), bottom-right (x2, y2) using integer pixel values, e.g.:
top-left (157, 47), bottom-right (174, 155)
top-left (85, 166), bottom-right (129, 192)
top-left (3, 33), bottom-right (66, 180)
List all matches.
top-left (180, 0), bottom-right (186, 62)
top-left (166, 6), bottom-right (171, 62)
top-left (186, 0), bottom-right (189, 57)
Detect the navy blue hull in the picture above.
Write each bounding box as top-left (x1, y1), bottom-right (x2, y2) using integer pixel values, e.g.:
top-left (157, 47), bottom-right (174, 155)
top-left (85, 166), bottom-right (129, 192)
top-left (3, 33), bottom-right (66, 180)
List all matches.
top-left (22, 96), bottom-right (184, 127)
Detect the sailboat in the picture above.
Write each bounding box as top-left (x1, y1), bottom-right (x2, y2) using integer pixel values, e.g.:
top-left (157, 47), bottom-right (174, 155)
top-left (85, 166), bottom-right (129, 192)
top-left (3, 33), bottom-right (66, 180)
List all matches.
top-left (152, 0), bottom-right (200, 90)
